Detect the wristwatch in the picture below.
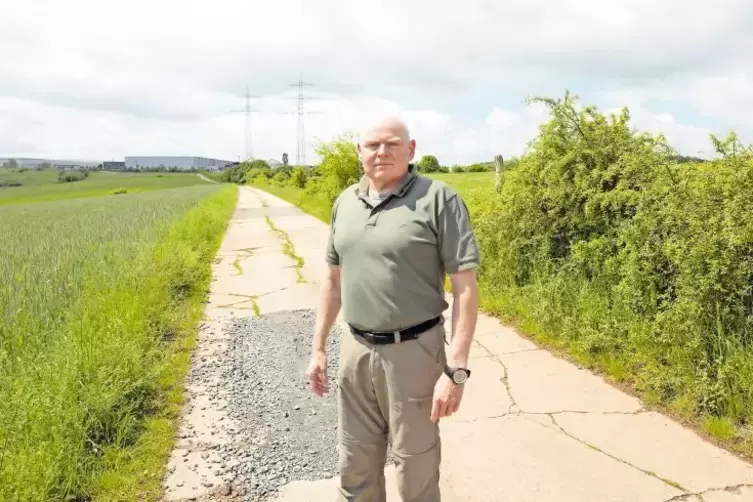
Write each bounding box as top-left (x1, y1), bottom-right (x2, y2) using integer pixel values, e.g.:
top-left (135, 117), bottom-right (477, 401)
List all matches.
top-left (445, 365), bottom-right (471, 384)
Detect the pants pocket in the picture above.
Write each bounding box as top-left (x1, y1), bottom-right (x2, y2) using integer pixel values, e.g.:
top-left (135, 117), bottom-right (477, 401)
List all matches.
top-left (413, 324), bottom-right (446, 372)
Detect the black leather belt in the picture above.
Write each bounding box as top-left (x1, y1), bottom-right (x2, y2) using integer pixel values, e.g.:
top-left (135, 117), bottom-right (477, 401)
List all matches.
top-left (349, 316), bottom-right (441, 345)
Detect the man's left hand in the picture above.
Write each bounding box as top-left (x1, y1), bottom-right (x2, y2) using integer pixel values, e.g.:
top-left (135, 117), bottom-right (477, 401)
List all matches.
top-left (430, 373), bottom-right (464, 423)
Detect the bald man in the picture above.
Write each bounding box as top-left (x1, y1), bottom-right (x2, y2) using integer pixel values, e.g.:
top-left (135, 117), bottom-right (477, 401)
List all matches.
top-left (306, 116), bottom-right (480, 502)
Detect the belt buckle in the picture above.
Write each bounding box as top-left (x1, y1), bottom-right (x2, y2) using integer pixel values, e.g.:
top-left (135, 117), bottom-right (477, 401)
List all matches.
top-left (393, 331), bottom-right (401, 343)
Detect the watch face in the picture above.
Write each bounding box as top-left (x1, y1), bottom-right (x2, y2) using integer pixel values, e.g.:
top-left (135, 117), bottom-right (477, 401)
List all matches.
top-left (453, 369), bottom-right (468, 384)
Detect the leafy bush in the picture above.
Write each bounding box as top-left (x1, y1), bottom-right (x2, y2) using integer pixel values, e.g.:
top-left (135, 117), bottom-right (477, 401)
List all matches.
top-left (417, 155), bottom-right (442, 173)
top-left (291, 167), bottom-right (307, 188)
top-left (218, 160), bottom-right (272, 184)
top-left (272, 170), bottom-right (289, 186)
top-left (473, 92), bottom-right (753, 446)
top-left (313, 135), bottom-right (361, 204)
top-left (57, 170), bottom-right (89, 183)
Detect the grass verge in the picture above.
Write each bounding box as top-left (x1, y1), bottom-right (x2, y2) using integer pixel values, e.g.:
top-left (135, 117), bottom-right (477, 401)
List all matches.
top-left (253, 180), bottom-right (332, 222)
top-left (90, 184), bottom-right (238, 500)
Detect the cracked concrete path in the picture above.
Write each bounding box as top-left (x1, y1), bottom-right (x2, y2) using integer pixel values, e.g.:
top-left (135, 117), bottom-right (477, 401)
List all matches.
top-left (163, 186), bottom-right (753, 501)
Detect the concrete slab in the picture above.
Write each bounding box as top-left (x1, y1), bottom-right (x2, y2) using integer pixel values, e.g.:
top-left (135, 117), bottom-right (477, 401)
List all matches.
top-left (213, 254), bottom-right (300, 296)
top-left (442, 308), bottom-right (508, 336)
top-left (273, 467), bottom-right (400, 502)
top-left (256, 282), bottom-right (322, 314)
top-left (467, 339), bottom-right (492, 359)
top-left (438, 416), bottom-right (683, 501)
top-left (476, 327), bottom-right (539, 355)
top-left (275, 223), bottom-right (329, 243)
top-left (555, 411), bottom-right (753, 492)
top-left (500, 349), bottom-right (643, 413)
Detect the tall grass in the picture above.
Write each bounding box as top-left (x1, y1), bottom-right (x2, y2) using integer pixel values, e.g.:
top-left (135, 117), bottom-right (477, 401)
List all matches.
top-left (0, 184), bottom-right (238, 499)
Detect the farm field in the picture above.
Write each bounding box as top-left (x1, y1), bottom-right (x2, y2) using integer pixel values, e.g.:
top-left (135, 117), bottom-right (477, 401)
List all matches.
top-left (0, 169), bottom-right (212, 205)
top-left (0, 181), bottom-right (238, 500)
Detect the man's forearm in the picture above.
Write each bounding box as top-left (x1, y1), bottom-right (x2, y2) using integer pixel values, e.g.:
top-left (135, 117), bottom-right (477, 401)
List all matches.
top-left (312, 275), bottom-right (342, 352)
top-left (448, 273), bottom-right (479, 368)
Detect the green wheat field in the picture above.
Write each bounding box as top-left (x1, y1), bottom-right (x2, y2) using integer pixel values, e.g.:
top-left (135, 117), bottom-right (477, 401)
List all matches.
top-left (0, 168), bottom-right (238, 500)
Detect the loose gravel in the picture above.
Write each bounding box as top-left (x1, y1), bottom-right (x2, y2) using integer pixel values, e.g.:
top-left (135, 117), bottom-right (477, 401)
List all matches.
top-left (194, 308), bottom-right (343, 501)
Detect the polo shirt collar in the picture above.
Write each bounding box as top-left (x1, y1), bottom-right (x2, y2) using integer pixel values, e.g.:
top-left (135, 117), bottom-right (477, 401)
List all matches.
top-left (356, 163), bottom-right (418, 200)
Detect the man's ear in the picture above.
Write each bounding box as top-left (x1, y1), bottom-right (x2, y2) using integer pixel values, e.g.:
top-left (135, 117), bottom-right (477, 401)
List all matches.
top-left (409, 139), bottom-right (416, 160)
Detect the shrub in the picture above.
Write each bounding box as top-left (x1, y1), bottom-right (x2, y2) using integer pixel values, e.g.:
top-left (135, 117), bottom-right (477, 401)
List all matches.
top-left (291, 167), bottom-right (307, 188)
top-left (313, 135), bottom-right (361, 204)
top-left (272, 170), bottom-right (289, 186)
top-left (473, 91), bottom-right (753, 438)
top-left (57, 170), bottom-right (89, 183)
top-left (417, 155), bottom-right (441, 173)
top-left (467, 163), bottom-right (489, 172)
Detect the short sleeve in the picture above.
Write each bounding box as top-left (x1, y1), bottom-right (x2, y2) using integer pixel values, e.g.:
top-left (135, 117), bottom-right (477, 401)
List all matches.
top-left (325, 197), bottom-right (341, 265)
top-left (437, 194), bottom-right (480, 273)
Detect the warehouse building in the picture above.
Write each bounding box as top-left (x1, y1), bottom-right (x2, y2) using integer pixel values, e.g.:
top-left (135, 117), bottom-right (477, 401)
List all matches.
top-left (124, 156), bottom-right (234, 171)
top-left (102, 161), bottom-right (126, 170)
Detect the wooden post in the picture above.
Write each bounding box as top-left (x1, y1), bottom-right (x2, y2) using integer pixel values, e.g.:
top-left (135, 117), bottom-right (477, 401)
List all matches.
top-left (494, 154), bottom-right (504, 193)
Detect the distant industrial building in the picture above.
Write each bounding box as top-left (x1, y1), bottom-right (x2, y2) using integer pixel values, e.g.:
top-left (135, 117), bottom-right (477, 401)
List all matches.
top-left (102, 161), bottom-right (126, 170)
top-left (124, 156), bottom-right (234, 171)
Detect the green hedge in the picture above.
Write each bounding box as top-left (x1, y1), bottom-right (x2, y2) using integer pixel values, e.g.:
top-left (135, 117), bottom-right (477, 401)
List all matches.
top-left (473, 93), bottom-right (753, 452)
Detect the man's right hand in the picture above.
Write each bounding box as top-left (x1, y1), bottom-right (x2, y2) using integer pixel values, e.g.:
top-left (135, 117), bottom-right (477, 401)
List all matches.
top-left (305, 349), bottom-right (328, 396)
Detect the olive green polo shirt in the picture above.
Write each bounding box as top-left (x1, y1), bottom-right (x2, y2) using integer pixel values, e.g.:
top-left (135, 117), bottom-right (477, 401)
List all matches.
top-left (326, 165), bottom-right (480, 332)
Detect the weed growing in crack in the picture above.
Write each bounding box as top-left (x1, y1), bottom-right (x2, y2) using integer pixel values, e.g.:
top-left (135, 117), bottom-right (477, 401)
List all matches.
top-left (264, 215), bottom-right (306, 283)
top-left (231, 247), bottom-right (257, 276)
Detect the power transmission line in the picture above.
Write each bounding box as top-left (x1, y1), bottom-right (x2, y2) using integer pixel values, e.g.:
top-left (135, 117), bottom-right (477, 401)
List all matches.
top-left (231, 85), bottom-right (259, 161)
top-left (287, 73), bottom-right (318, 165)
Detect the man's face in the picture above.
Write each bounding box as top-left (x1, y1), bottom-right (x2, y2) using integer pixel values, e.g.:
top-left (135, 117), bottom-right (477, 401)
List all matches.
top-left (358, 120), bottom-right (416, 187)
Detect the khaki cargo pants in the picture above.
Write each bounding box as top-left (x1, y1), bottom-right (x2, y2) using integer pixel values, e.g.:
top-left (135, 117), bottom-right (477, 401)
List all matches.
top-left (336, 321), bottom-right (447, 502)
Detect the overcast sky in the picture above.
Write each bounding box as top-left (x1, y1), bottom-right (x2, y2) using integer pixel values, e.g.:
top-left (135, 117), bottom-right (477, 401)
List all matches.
top-left (2, 0), bottom-right (752, 165)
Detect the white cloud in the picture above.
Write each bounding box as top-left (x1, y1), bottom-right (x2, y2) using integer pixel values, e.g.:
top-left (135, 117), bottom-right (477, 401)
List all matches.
top-left (1, 0), bottom-right (752, 163)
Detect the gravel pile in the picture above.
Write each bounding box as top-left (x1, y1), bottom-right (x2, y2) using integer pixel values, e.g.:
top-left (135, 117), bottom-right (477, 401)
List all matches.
top-left (209, 308), bottom-right (343, 501)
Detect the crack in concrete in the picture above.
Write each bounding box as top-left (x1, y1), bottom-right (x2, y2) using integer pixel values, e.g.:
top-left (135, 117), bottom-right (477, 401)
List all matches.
top-left (475, 343), bottom-right (541, 357)
top-left (217, 293), bottom-right (260, 316)
top-left (484, 353), bottom-right (519, 414)
top-left (452, 413), bottom-right (512, 423)
top-left (230, 247), bottom-right (259, 277)
top-left (664, 494), bottom-right (703, 502)
top-left (470, 330), bottom-right (700, 497)
top-left (264, 215), bottom-right (306, 283)
top-left (544, 413), bottom-right (689, 494)
top-left (524, 408), bottom-right (648, 416)
top-left (664, 483), bottom-right (753, 502)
